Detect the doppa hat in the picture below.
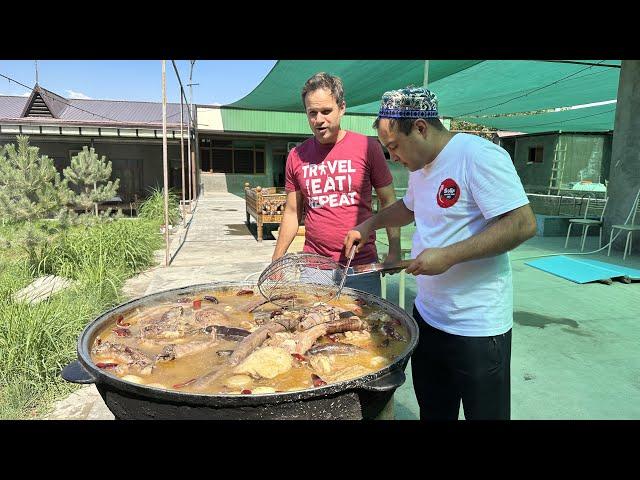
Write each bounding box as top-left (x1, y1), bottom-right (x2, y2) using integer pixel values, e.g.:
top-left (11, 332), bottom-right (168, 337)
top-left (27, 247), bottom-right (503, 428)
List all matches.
top-left (378, 86), bottom-right (439, 119)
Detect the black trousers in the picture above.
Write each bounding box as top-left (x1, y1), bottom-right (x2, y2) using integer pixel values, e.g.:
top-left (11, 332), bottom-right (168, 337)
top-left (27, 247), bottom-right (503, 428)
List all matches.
top-left (411, 305), bottom-right (512, 420)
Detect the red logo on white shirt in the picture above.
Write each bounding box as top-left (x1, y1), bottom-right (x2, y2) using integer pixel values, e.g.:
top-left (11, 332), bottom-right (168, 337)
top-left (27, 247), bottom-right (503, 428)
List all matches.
top-left (437, 178), bottom-right (460, 208)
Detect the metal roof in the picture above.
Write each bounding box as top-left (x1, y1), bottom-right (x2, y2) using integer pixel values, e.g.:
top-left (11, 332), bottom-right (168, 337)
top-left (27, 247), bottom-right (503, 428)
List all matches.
top-left (0, 85), bottom-right (190, 127)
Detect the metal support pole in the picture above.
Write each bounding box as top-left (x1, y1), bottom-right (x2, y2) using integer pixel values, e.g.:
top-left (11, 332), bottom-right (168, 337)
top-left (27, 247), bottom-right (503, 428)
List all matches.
top-left (161, 60), bottom-right (170, 267)
top-left (191, 149), bottom-right (197, 203)
top-left (188, 61), bottom-right (196, 203)
top-left (423, 60), bottom-right (429, 86)
top-left (186, 101), bottom-right (192, 204)
top-left (180, 92), bottom-right (186, 224)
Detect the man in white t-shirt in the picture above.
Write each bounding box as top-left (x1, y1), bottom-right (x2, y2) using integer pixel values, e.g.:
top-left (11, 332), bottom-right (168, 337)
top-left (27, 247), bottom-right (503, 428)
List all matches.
top-left (344, 87), bottom-right (537, 420)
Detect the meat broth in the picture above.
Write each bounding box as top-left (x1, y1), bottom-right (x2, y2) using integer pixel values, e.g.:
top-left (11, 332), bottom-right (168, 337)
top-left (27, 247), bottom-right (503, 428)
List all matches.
top-left (90, 288), bottom-right (408, 395)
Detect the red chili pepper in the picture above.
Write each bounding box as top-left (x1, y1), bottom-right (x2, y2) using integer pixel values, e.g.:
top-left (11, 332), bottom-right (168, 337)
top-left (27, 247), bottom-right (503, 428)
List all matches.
top-left (112, 327), bottom-right (130, 337)
top-left (241, 389), bottom-right (252, 394)
top-left (173, 378), bottom-right (196, 389)
top-left (236, 289), bottom-right (254, 296)
top-left (291, 353), bottom-right (307, 362)
top-left (311, 374), bottom-right (327, 387)
top-left (116, 315), bottom-right (131, 327)
top-left (193, 299), bottom-right (202, 310)
top-left (96, 362), bottom-right (118, 369)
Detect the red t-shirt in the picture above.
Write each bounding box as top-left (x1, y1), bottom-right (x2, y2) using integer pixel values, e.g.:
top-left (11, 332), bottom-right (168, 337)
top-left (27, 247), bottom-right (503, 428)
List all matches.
top-left (285, 131), bottom-right (393, 265)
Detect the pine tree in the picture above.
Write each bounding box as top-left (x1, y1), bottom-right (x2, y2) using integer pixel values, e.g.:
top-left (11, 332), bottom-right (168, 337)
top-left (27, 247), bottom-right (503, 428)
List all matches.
top-left (63, 146), bottom-right (120, 215)
top-left (0, 135), bottom-right (70, 223)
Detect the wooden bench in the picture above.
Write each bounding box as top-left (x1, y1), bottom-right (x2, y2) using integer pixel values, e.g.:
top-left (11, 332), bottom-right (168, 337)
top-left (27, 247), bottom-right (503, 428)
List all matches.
top-left (244, 183), bottom-right (287, 242)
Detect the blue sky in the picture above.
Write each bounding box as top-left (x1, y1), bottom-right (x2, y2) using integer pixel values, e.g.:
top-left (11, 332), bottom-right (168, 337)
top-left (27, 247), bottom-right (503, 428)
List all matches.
top-left (0, 60), bottom-right (277, 105)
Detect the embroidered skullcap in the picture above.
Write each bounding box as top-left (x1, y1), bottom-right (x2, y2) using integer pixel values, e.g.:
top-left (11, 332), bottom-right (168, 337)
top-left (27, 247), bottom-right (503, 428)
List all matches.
top-left (378, 86), bottom-right (439, 119)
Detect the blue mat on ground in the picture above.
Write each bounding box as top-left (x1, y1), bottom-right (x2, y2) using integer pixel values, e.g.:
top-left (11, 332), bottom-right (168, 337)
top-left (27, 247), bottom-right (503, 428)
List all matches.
top-left (575, 259), bottom-right (640, 280)
top-left (525, 256), bottom-right (640, 284)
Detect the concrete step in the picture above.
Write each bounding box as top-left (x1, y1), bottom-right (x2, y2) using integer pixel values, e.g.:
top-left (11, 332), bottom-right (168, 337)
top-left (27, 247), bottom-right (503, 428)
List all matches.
top-left (201, 173), bottom-right (228, 193)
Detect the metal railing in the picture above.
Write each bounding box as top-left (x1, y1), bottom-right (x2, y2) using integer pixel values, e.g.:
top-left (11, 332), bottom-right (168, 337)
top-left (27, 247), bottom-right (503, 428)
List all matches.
top-left (526, 191), bottom-right (607, 217)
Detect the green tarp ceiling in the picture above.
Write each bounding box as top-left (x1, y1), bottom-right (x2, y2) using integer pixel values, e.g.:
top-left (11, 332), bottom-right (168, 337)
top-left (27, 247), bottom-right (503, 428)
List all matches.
top-left (227, 60), bottom-right (620, 133)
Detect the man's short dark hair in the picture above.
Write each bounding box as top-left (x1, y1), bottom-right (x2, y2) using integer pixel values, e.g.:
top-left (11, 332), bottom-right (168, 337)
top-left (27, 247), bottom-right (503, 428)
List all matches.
top-left (301, 72), bottom-right (345, 108)
top-left (373, 116), bottom-right (445, 135)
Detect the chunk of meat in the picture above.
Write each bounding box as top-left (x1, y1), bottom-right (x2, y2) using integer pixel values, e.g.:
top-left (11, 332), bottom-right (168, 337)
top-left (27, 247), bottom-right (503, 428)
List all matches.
top-left (155, 337), bottom-right (218, 362)
top-left (264, 331), bottom-right (294, 346)
top-left (138, 306), bottom-right (193, 340)
top-left (309, 354), bottom-right (333, 375)
top-left (91, 341), bottom-right (154, 375)
top-left (370, 356), bottom-right (389, 368)
top-left (225, 374), bottom-right (253, 389)
top-left (298, 305), bottom-right (341, 331)
top-left (294, 316), bottom-right (368, 355)
top-left (193, 308), bottom-right (231, 327)
top-left (307, 342), bottom-right (365, 356)
top-left (233, 346), bottom-right (293, 379)
top-left (342, 330), bottom-right (372, 346)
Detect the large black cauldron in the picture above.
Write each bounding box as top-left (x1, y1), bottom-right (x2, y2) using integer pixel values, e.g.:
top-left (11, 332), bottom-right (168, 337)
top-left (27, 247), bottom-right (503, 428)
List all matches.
top-left (62, 282), bottom-right (418, 420)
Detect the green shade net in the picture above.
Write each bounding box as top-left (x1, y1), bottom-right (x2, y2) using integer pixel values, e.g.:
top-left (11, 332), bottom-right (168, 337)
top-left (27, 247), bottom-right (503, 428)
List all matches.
top-left (228, 60), bottom-right (483, 112)
top-left (461, 103), bottom-right (616, 133)
top-left (227, 60), bottom-right (620, 133)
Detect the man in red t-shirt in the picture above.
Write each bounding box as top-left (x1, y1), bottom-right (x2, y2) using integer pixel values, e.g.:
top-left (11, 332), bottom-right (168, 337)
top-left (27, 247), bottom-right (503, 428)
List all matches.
top-left (272, 72), bottom-right (401, 296)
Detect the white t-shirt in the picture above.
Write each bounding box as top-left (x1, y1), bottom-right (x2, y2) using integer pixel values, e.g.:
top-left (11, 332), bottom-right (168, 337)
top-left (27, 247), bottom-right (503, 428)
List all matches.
top-left (403, 133), bottom-right (529, 337)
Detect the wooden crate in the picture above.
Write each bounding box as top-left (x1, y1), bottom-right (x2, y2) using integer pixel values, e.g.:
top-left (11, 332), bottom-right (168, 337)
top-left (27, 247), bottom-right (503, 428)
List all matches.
top-left (244, 183), bottom-right (287, 241)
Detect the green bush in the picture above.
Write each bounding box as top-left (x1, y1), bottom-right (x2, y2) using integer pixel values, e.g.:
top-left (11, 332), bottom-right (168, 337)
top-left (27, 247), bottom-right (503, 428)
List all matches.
top-left (35, 219), bottom-right (162, 281)
top-left (0, 217), bottom-right (163, 419)
top-left (138, 187), bottom-right (181, 226)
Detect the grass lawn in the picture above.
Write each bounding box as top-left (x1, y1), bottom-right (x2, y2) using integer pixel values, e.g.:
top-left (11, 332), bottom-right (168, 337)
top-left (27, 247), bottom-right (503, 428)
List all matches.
top-left (0, 219), bottom-right (163, 419)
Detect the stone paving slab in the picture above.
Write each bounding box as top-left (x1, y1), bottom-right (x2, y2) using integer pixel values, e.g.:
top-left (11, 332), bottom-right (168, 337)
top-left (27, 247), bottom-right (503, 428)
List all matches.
top-left (13, 275), bottom-right (74, 304)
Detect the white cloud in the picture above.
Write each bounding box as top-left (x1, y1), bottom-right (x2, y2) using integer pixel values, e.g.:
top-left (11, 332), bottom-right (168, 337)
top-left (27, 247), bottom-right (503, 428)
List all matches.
top-left (0, 90), bottom-right (31, 97)
top-left (66, 89), bottom-right (92, 99)
top-left (211, 102), bottom-right (222, 106)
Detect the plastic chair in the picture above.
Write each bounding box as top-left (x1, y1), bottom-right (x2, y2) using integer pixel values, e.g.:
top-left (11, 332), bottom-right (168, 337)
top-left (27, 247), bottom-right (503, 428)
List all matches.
top-left (608, 195), bottom-right (640, 260)
top-left (564, 196), bottom-right (608, 251)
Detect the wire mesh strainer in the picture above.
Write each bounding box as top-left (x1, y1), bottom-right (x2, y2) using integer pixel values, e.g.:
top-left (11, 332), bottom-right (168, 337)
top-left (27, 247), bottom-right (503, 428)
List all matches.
top-left (257, 249), bottom-right (354, 306)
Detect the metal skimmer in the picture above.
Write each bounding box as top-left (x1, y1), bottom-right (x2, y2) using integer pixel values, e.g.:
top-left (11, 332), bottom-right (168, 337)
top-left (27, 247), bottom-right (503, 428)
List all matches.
top-left (257, 252), bottom-right (348, 306)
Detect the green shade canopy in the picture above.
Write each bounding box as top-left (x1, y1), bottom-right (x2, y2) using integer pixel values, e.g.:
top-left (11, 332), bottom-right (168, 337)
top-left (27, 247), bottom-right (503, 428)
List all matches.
top-left (460, 103), bottom-right (616, 133)
top-left (229, 60), bottom-right (483, 112)
top-left (226, 60), bottom-right (620, 133)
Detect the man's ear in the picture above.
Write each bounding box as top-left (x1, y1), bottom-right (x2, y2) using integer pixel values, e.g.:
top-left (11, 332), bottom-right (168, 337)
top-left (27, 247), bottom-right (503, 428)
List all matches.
top-left (415, 119), bottom-right (428, 137)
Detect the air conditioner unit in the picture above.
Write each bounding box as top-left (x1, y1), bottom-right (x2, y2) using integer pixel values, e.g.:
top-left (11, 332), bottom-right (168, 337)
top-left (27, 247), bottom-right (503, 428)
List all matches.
top-left (287, 142), bottom-right (302, 152)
